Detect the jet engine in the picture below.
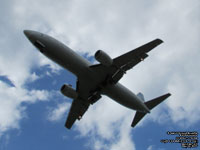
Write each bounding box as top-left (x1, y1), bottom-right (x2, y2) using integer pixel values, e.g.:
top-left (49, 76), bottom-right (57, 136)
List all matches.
top-left (60, 84), bottom-right (78, 99)
top-left (95, 50), bottom-right (113, 67)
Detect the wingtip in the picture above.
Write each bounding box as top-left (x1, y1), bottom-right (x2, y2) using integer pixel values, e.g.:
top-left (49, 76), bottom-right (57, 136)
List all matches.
top-left (161, 93), bottom-right (171, 101)
top-left (166, 93), bottom-right (171, 97)
top-left (131, 111), bottom-right (146, 128)
top-left (65, 121), bottom-right (73, 129)
top-left (156, 38), bottom-right (164, 44)
top-left (65, 124), bottom-right (72, 130)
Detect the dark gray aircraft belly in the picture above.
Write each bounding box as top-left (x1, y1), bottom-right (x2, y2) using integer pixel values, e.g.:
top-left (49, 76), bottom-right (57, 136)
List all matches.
top-left (102, 83), bottom-right (147, 112)
top-left (24, 30), bottom-right (170, 129)
top-left (39, 35), bottom-right (92, 78)
top-left (42, 40), bottom-right (149, 113)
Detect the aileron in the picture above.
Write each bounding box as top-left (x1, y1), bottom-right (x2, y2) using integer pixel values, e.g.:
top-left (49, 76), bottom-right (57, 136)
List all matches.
top-left (113, 39), bottom-right (163, 69)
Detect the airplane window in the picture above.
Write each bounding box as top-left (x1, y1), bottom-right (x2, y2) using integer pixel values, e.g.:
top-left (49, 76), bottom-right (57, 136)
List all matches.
top-left (34, 40), bottom-right (45, 53)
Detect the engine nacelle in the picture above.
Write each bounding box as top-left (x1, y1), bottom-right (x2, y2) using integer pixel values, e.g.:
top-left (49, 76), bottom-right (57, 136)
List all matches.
top-left (60, 84), bottom-right (78, 99)
top-left (95, 50), bottom-right (113, 67)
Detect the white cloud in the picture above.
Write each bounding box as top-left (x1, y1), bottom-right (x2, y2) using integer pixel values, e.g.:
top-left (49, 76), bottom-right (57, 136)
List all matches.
top-left (75, 97), bottom-right (136, 150)
top-left (147, 145), bottom-right (166, 150)
top-left (0, 81), bottom-right (50, 135)
top-left (147, 145), bottom-right (154, 150)
top-left (110, 119), bottom-right (135, 150)
top-left (47, 102), bottom-right (70, 122)
top-left (29, 72), bottom-right (40, 82)
top-left (0, 0), bottom-right (61, 138)
top-left (76, 97), bottom-right (128, 138)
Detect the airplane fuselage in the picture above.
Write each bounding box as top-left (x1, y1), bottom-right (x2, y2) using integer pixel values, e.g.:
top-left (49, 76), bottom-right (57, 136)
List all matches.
top-left (24, 30), bottom-right (150, 113)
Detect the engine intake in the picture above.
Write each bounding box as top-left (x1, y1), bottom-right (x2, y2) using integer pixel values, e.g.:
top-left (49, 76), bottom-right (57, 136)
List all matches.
top-left (60, 84), bottom-right (78, 99)
top-left (95, 50), bottom-right (113, 67)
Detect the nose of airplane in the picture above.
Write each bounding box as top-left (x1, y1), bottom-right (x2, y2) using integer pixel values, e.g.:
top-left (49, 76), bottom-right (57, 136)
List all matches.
top-left (24, 30), bottom-right (46, 53)
top-left (24, 30), bottom-right (32, 38)
top-left (23, 30), bottom-right (40, 44)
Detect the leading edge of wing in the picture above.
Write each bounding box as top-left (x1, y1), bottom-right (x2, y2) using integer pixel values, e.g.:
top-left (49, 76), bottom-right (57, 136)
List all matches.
top-left (65, 98), bottom-right (89, 129)
top-left (65, 99), bottom-right (79, 129)
top-left (89, 39), bottom-right (163, 84)
top-left (113, 39), bottom-right (163, 68)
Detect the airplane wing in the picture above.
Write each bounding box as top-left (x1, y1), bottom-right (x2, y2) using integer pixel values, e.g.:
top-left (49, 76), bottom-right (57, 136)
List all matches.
top-left (65, 79), bottom-right (101, 129)
top-left (113, 39), bottom-right (163, 72)
top-left (90, 39), bottom-right (163, 83)
top-left (65, 97), bottom-right (89, 129)
top-left (65, 39), bottom-right (163, 129)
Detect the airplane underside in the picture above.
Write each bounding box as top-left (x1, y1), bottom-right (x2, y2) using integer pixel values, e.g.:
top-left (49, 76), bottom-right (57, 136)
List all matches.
top-left (24, 30), bottom-right (171, 129)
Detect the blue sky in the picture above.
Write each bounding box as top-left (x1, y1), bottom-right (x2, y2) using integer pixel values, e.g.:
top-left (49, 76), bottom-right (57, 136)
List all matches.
top-left (0, 0), bottom-right (200, 150)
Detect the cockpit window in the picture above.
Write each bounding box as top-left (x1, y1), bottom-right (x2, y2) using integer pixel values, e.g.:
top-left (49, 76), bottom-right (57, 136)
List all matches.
top-left (34, 40), bottom-right (45, 48)
top-left (34, 40), bottom-right (45, 53)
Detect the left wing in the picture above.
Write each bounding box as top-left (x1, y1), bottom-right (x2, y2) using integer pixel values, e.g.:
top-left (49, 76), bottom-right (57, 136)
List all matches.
top-left (65, 97), bottom-right (89, 129)
top-left (65, 79), bottom-right (101, 129)
top-left (113, 38), bottom-right (163, 72)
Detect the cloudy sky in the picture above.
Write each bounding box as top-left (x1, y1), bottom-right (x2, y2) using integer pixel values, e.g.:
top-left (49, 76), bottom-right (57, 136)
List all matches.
top-left (0, 0), bottom-right (199, 149)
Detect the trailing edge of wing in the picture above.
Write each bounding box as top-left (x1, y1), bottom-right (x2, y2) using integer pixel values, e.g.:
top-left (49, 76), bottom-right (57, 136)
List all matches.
top-left (89, 39), bottom-right (164, 84)
top-left (131, 93), bottom-right (171, 128)
top-left (65, 99), bottom-right (79, 129)
top-left (113, 39), bottom-right (163, 70)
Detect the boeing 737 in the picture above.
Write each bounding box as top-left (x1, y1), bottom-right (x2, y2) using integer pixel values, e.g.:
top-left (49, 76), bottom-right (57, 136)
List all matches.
top-left (24, 30), bottom-right (171, 129)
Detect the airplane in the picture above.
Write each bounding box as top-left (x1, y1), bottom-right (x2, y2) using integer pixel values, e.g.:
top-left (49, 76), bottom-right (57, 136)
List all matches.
top-left (24, 30), bottom-right (171, 129)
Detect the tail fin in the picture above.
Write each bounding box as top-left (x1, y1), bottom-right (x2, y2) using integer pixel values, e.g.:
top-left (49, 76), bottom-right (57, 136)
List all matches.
top-left (131, 93), bottom-right (171, 128)
top-left (136, 92), bottom-right (145, 102)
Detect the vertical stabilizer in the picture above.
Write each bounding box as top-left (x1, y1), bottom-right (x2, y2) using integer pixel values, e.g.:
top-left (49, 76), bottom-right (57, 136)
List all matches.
top-left (136, 92), bottom-right (145, 102)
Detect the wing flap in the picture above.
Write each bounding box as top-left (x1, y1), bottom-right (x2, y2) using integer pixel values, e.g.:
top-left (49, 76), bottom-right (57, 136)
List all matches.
top-left (89, 39), bottom-right (163, 84)
top-left (113, 39), bottom-right (163, 70)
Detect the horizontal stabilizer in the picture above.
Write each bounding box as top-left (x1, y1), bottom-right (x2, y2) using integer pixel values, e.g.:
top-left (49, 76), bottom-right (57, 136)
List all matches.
top-left (131, 93), bottom-right (171, 128)
top-left (145, 93), bottom-right (171, 110)
top-left (131, 111), bottom-right (146, 128)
